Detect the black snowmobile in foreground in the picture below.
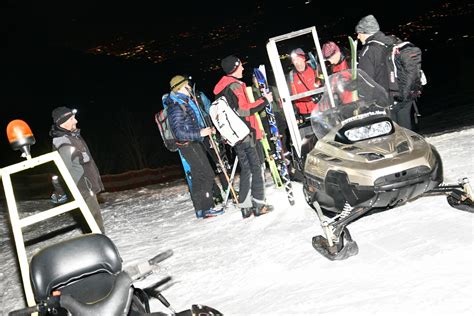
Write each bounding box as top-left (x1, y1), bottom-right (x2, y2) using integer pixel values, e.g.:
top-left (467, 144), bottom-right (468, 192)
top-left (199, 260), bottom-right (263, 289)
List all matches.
top-left (303, 70), bottom-right (474, 261)
top-left (8, 234), bottom-right (222, 315)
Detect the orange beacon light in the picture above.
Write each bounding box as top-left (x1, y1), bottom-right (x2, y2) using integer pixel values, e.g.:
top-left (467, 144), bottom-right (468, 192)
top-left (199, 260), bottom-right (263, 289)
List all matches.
top-left (6, 119), bottom-right (36, 158)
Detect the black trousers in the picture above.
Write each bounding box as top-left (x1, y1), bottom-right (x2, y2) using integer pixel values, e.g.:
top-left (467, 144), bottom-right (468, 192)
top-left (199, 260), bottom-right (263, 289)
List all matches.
top-left (391, 101), bottom-right (414, 130)
top-left (180, 142), bottom-right (215, 211)
top-left (74, 193), bottom-right (105, 234)
top-left (234, 138), bottom-right (265, 208)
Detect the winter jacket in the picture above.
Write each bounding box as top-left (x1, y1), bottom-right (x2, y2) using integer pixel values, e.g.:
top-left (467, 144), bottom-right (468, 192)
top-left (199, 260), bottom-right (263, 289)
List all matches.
top-left (329, 49), bottom-right (351, 75)
top-left (50, 125), bottom-right (104, 197)
top-left (213, 75), bottom-right (269, 140)
top-left (288, 65), bottom-right (323, 115)
top-left (359, 31), bottom-right (398, 91)
top-left (167, 91), bottom-right (203, 142)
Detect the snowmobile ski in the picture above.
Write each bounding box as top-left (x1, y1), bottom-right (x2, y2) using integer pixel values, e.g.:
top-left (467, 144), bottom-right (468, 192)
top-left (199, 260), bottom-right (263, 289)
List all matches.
top-left (124, 249), bottom-right (174, 281)
top-left (428, 177), bottom-right (474, 213)
top-left (312, 228), bottom-right (359, 261)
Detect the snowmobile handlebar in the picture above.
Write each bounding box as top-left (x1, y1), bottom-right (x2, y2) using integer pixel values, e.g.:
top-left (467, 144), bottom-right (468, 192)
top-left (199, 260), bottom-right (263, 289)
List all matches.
top-left (8, 305), bottom-right (39, 316)
top-left (8, 294), bottom-right (61, 316)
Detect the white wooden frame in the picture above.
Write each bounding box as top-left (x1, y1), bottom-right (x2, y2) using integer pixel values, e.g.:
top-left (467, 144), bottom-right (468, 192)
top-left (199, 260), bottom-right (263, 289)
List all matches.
top-left (0, 151), bottom-right (101, 307)
top-left (266, 26), bottom-right (336, 158)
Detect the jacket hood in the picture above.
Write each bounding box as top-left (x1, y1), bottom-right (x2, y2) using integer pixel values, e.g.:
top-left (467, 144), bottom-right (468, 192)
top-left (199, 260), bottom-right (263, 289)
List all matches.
top-left (367, 31), bottom-right (397, 45)
top-left (213, 75), bottom-right (239, 95)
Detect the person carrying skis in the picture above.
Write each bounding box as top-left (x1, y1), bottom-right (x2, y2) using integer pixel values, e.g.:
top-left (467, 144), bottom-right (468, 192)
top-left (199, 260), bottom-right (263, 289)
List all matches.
top-left (49, 106), bottom-right (106, 233)
top-left (213, 55), bottom-right (274, 218)
top-left (355, 14), bottom-right (416, 130)
top-left (167, 75), bottom-right (224, 219)
top-left (322, 41), bottom-right (351, 75)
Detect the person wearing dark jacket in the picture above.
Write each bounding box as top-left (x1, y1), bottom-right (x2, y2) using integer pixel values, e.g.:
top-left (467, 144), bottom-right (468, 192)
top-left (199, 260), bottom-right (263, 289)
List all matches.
top-left (356, 14), bottom-right (415, 130)
top-left (167, 75), bottom-right (224, 219)
top-left (50, 106), bottom-right (105, 233)
top-left (213, 55), bottom-right (274, 218)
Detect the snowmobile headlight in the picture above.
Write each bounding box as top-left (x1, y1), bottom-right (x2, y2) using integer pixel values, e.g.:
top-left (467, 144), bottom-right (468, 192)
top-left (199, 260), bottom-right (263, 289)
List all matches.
top-left (344, 121), bottom-right (392, 142)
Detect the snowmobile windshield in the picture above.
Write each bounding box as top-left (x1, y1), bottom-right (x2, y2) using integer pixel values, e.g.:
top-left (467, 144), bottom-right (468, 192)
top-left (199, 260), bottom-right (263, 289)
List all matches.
top-left (310, 69), bottom-right (390, 140)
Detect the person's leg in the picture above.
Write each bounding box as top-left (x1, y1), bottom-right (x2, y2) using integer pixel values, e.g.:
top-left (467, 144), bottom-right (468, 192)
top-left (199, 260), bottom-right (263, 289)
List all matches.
top-left (180, 143), bottom-right (215, 213)
top-left (234, 142), bottom-right (252, 208)
top-left (246, 144), bottom-right (265, 207)
top-left (84, 194), bottom-right (105, 234)
top-left (396, 101), bottom-right (414, 130)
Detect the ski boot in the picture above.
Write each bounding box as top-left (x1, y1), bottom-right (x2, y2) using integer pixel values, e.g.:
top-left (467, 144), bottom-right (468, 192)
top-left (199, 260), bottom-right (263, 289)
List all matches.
top-left (51, 193), bottom-right (68, 204)
top-left (196, 208), bottom-right (224, 219)
top-left (254, 204), bottom-right (274, 217)
top-left (241, 207), bottom-right (254, 219)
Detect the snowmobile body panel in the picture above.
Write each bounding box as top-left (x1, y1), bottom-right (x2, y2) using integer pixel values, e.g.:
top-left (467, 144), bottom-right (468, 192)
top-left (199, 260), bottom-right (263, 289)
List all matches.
top-left (304, 124), bottom-right (443, 213)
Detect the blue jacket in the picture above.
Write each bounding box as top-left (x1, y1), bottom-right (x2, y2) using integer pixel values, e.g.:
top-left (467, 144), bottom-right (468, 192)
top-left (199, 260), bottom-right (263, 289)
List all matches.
top-left (167, 92), bottom-right (203, 142)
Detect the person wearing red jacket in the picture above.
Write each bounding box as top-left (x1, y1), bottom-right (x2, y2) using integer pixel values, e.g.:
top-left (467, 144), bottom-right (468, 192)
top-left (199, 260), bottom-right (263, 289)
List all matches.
top-left (213, 55), bottom-right (274, 218)
top-left (322, 41), bottom-right (351, 75)
top-left (288, 48), bottom-right (323, 118)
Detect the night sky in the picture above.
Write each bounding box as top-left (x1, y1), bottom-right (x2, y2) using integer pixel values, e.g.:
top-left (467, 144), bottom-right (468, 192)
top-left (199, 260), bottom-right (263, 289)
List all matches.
top-left (2, 0), bottom-right (472, 174)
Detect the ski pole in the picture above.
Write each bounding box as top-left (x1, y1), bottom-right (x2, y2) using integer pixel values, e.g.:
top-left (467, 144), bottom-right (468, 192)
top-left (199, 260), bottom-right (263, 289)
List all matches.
top-left (187, 86), bottom-right (239, 205)
top-left (208, 134), bottom-right (239, 205)
top-left (223, 156), bottom-right (239, 208)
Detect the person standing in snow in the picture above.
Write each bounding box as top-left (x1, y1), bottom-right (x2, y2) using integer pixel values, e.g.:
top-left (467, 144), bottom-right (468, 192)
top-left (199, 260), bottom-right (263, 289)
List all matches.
top-left (355, 14), bottom-right (415, 130)
top-left (167, 75), bottom-right (224, 219)
top-left (49, 106), bottom-right (106, 233)
top-left (322, 41), bottom-right (351, 75)
top-left (213, 55), bottom-right (274, 218)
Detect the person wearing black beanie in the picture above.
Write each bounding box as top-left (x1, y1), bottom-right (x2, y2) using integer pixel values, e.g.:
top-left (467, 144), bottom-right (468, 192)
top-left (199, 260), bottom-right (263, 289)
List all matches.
top-left (355, 14), bottom-right (417, 130)
top-left (49, 106), bottom-right (106, 233)
top-left (213, 55), bottom-right (275, 218)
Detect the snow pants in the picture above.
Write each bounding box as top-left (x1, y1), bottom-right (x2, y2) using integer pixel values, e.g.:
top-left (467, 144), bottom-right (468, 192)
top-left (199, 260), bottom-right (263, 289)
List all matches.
top-left (85, 194), bottom-right (105, 234)
top-left (74, 193), bottom-right (105, 234)
top-left (234, 137), bottom-right (265, 208)
top-left (391, 101), bottom-right (414, 130)
top-left (180, 142), bottom-right (215, 212)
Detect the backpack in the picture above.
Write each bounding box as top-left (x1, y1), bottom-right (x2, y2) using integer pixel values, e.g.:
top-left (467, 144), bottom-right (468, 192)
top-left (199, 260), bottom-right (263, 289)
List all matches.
top-left (154, 108), bottom-right (179, 152)
top-left (370, 39), bottom-right (426, 102)
top-left (209, 95), bottom-right (250, 147)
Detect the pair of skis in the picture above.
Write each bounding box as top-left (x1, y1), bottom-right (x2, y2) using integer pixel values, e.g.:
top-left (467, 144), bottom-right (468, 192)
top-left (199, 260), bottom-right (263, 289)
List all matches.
top-left (253, 66), bottom-right (295, 206)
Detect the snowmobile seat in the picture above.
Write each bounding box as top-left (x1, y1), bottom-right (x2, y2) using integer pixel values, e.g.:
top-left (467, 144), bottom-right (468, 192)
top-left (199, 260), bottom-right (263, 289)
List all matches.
top-left (30, 233), bottom-right (134, 315)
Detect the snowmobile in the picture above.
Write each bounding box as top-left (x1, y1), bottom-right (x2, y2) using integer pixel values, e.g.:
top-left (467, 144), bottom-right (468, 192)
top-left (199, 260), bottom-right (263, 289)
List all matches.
top-left (302, 69), bottom-right (474, 260)
top-left (8, 234), bottom-right (222, 315)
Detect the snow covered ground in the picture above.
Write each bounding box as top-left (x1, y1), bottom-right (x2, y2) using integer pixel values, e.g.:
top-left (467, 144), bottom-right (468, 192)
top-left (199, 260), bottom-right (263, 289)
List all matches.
top-left (1, 128), bottom-right (473, 316)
